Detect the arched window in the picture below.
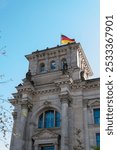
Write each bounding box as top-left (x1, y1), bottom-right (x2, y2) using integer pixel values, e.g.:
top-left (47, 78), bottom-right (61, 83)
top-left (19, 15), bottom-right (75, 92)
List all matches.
top-left (40, 63), bottom-right (45, 72)
top-left (50, 60), bottom-right (56, 70)
top-left (38, 110), bottom-right (60, 128)
top-left (38, 113), bottom-right (43, 128)
top-left (61, 58), bottom-right (67, 69)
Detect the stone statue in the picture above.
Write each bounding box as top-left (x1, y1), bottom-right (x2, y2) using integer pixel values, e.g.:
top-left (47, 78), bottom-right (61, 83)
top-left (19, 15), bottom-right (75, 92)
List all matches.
top-left (26, 70), bottom-right (34, 85)
top-left (26, 69), bottom-right (32, 81)
top-left (80, 71), bottom-right (85, 81)
top-left (62, 61), bottom-right (68, 75)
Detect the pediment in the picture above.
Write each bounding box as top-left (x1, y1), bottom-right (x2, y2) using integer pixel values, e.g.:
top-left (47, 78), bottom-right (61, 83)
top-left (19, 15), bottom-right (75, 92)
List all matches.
top-left (32, 129), bottom-right (59, 140)
top-left (88, 100), bottom-right (100, 107)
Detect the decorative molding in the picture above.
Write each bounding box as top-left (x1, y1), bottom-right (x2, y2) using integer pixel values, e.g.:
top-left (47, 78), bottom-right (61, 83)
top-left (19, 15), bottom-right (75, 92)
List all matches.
top-left (32, 129), bottom-right (59, 140)
top-left (87, 100), bottom-right (100, 108)
top-left (71, 79), bottom-right (100, 90)
top-left (12, 111), bottom-right (17, 119)
top-left (36, 88), bottom-right (60, 95)
top-left (19, 99), bottom-right (33, 111)
top-left (16, 87), bottom-right (34, 93)
top-left (54, 75), bottom-right (73, 87)
top-left (9, 98), bottom-right (18, 106)
top-left (59, 91), bottom-right (72, 104)
top-left (43, 101), bottom-right (52, 106)
top-left (26, 43), bottom-right (78, 61)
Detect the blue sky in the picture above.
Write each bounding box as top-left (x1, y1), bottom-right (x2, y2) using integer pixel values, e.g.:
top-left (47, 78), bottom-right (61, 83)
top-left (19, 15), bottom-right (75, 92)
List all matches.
top-left (0, 0), bottom-right (99, 149)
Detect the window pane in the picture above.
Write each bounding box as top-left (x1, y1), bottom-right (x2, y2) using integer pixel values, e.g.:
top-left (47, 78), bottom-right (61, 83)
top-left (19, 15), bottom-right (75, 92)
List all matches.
top-left (55, 112), bottom-right (60, 127)
top-left (93, 108), bottom-right (100, 124)
top-left (38, 113), bottom-right (43, 128)
top-left (96, 133), bottom-right (100, 147)
top-left (45, 110), bottom-right (54, 128)
top-left (51, 61), bottom-right (56, 70)
top-left (42, 146), bottom-right (54, 150)
top-left (40, 63), bottom-right (45, 72)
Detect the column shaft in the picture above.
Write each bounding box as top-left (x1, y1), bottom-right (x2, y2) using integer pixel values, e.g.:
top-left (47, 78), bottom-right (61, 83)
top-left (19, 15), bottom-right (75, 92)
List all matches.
top-left (18, 105), bottom-right (28, 150)
top-left (34, 145), bottom-right (39, 150)
top-left (61, 102), bottom-right (69, 150)
top-left (84, 107), bottom-right (90, 150)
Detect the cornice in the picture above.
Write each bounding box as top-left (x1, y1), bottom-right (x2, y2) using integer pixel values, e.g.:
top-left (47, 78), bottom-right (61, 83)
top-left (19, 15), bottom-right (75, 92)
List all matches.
top-left (87, 99), bottom-right (100, 107)
top-left (16, 85), bottom-right (34, 94)
top-left (54, 75), bottom-right (73, 86)
top-left (71, 79), bottom-right (100, 90)
top-left (25, 42), bottom-right (79, 61)
top-left (9, 98), bottom-right (18, 106)
top-left (36, 88), bottom-right (60, 95)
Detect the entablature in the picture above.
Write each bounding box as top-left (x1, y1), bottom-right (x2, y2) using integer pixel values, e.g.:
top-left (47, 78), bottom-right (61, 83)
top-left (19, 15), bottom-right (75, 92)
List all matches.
top-left (71, 78), bottom-right (100, 90)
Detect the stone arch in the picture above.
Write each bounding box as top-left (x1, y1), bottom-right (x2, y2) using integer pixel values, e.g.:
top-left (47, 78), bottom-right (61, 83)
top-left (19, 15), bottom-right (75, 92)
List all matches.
top-left (30, 104), bottom-right (61, 126)
top-left (50, 60), bottom-right (56, 70)
top-left (40, 62), bottom-right (45, 72)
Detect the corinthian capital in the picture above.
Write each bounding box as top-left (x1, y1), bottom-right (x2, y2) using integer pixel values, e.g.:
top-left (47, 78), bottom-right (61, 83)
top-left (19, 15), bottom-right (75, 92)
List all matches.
top-left (59, 91), bottom-right (72, 104)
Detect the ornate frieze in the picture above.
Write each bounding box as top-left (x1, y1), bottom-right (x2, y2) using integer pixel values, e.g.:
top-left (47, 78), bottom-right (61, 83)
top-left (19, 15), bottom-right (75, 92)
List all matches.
top-left (37, 88), bottom-right (59, 95)
top-left (71, 78), bottom-right (100, 90)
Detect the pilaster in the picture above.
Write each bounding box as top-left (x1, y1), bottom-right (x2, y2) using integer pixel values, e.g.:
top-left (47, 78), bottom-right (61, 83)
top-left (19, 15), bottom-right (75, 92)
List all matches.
top-left (83, 101), bottom-right (90, 150)
top-left (17, 93), bottom-right (33, 150)
top-left (59, 91), bottom-right (72, 150)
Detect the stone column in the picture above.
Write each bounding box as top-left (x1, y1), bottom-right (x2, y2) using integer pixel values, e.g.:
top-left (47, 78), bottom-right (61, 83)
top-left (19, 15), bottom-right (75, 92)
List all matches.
top-left (27, 121), bottom-right (35, 150)
top-left (84, 106), bottom-right (90, 150)
top-left (55, 143), bottom-right (58, 150)
top-left (59, 92), bottom-right (71, 150)
top-left (34, 144), bottom-right (39, 150)
top-left (19, 102), bottom-right (29, 149)
top-left (18, 94), bottom-right (32, 150)
top-left (45, 53), bottom-right (49, 72)
top-left (10, 111), bottom-right (17, 150)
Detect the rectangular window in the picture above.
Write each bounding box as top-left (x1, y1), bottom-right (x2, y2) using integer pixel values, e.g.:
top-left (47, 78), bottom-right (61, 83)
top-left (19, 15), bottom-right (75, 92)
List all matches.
top-left (96, 133), bottom-right (100, 147)
top-left (93, 108), bottom-right (100, 124)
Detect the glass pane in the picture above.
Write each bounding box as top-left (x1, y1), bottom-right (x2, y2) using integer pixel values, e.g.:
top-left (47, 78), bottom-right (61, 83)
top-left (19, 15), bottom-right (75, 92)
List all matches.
top-left (40, 63), bottom-right (45, 72)
top-left (38, 113), bottom-right (43, 128)
top-left (51, 61), bottom-right (56, 70)
top-left (45, 110), bottom-right (54, 128)
top-left (55, 112), bottom-right (60, 127)
top-left (93, 108), bottom-right (100, 124)
top-left (96, 133), bottom-right (100, 147)
top-left (42, 146), bottom-right (54, 150)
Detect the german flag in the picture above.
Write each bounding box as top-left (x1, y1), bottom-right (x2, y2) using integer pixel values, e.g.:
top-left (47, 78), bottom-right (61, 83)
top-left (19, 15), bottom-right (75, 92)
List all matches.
top-left (61, 35), bottom-right (75, 44)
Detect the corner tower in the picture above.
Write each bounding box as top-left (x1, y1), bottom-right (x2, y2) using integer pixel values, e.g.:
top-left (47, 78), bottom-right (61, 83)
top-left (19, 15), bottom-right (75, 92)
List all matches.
top-left (10, 42), bottom-right (100, 150)
top-left (25, 42), bottom-right (93, 82)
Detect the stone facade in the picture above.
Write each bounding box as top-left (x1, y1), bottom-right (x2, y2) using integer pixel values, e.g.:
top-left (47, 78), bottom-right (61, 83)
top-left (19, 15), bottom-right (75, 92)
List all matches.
top-left (10, 42), bottom-right (100, 150)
